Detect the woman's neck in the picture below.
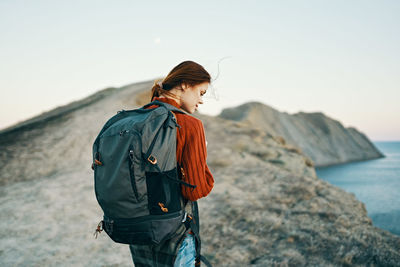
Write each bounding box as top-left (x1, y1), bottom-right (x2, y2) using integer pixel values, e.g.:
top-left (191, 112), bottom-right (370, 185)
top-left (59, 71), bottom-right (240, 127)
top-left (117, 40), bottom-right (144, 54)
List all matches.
top-left (159, 89), bottom-right (182, 106)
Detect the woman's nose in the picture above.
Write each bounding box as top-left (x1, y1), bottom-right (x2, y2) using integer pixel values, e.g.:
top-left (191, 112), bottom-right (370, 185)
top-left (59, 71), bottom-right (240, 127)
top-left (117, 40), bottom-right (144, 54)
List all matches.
top-left (199, 97), bottom-right (204, 104)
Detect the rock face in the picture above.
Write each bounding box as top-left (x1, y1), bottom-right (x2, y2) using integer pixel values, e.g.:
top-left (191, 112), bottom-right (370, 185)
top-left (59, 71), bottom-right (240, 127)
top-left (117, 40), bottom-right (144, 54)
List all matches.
top-left (219, 102), bottom-right (384, 167)
top-left (0, 81), bottom-right (399, 266)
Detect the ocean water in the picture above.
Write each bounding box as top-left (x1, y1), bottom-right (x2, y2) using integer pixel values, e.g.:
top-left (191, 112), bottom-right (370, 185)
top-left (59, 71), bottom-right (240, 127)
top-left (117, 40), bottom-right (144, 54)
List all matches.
top-left (315, 141), bottom-right (400, 235)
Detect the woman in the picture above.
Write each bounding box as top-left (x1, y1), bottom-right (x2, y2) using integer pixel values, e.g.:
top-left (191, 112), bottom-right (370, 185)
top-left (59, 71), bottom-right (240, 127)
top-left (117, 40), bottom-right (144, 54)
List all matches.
top-left (129, 61), bottom-right (214, 266)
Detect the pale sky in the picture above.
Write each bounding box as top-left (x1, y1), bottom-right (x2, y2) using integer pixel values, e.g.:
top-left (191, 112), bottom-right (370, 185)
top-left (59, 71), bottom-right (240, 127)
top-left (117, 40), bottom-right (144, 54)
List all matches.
top-left (1, 0), bottom-right (399, 141)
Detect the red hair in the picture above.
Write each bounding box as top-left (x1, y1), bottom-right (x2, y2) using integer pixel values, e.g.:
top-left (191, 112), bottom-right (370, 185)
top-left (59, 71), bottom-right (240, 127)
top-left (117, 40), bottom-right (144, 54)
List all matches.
top-left (151, 61), bottom-right (211, 100)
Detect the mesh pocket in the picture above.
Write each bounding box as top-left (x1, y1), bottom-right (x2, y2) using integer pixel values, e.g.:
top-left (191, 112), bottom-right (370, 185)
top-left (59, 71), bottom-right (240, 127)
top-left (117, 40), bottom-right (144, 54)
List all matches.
top-left (146, 168), bottom-right (182, 215)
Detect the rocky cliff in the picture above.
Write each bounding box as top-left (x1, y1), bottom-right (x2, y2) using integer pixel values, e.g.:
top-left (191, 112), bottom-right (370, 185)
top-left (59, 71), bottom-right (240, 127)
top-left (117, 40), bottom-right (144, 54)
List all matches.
top-left (0, 81), bottom-right (399, 266)
top-left (219, 102), bottom-right (384, 167)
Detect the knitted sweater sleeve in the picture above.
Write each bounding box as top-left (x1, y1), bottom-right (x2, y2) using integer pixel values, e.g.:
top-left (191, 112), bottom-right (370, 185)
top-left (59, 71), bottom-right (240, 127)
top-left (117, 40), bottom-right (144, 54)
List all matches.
top-left (180, 118), bottom-right (214, 201)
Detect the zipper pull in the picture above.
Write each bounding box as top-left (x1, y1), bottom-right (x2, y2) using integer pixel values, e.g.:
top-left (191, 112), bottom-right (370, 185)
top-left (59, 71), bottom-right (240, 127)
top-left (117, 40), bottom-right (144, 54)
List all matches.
top-left (120, 130), bottom-right (129, 136)
top-left (158, 202), bottom-right (169, 213)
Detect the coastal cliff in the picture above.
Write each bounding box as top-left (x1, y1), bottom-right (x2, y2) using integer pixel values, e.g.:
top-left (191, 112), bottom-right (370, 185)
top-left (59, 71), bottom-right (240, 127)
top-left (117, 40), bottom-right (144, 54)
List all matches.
top-left (219, 102), bottom-right (384, 167)
top-left (0, 81), bottom-right (399, 266)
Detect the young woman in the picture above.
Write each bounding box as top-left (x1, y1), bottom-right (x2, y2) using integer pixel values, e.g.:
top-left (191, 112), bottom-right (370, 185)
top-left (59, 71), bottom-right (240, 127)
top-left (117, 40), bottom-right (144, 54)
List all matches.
top-left (129, 61), bottom-right (215, 266)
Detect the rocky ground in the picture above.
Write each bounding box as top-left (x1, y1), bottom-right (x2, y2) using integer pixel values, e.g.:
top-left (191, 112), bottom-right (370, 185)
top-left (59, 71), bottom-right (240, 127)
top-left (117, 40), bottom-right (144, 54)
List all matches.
top-left (0, 81), bottom-right (399, 266)
top-left (200, 114), bottom-right (400, 266)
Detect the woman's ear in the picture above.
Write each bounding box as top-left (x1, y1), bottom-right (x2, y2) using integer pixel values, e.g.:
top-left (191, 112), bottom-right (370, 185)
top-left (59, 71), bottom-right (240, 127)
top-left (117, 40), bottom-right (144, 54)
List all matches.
top-left (180, 83), bottom-right (188, 91)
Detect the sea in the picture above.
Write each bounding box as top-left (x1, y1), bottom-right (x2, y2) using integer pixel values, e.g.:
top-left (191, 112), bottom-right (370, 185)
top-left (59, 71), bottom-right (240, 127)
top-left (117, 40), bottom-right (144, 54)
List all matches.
top-left (315, 141), bottom-right (400, 236)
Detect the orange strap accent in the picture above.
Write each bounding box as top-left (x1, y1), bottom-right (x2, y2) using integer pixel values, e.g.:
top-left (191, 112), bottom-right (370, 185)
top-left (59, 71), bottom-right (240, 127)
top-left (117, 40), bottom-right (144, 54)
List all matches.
top-left (158, 202), bottom-right (168, 212)
top-left (148, 155), bottom-right (157, 165)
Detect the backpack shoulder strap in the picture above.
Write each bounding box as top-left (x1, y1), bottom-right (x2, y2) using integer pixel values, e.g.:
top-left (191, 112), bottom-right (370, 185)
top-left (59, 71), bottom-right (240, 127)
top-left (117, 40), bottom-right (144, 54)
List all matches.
top-left (185, 201), bottom-right (212, 267)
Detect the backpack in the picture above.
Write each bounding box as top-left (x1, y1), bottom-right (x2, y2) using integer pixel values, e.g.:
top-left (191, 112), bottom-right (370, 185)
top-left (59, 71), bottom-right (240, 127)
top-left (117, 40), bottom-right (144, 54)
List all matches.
top-left (91, 100), bottom-right (196, 245)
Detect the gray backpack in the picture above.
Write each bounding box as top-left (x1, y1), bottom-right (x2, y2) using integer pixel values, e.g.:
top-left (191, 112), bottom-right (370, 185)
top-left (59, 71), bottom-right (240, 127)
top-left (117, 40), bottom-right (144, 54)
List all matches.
top-left (92, 100), bottom-right (195, 245)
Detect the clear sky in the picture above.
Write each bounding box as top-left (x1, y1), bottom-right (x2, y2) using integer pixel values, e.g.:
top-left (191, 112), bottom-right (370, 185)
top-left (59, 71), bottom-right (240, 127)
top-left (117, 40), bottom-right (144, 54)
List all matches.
top-left (1, 0), bottom-right (399, 141)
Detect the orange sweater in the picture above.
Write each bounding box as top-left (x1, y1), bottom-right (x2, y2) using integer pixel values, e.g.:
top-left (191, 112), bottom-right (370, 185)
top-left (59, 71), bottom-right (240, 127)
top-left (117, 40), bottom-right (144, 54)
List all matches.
top-left (146, 97), bottom-right (214, 201)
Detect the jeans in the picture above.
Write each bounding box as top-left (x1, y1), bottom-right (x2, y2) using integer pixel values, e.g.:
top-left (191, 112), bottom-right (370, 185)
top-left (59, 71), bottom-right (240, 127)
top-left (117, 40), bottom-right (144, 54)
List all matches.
top-left (174, 233), bottom-right (196, 267)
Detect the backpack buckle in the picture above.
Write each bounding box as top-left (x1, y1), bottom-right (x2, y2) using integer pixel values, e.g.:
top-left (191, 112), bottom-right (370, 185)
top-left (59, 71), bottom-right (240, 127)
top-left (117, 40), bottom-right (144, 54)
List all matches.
top-left (182, 212), bottom-right (188, 222)
top-left (147, 155), bottom-right (157, 165)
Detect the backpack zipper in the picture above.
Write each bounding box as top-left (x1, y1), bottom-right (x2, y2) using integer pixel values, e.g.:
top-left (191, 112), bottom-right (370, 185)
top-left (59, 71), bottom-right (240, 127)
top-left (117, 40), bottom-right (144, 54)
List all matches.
top-left (128, 149), bottom-right (139, 200)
